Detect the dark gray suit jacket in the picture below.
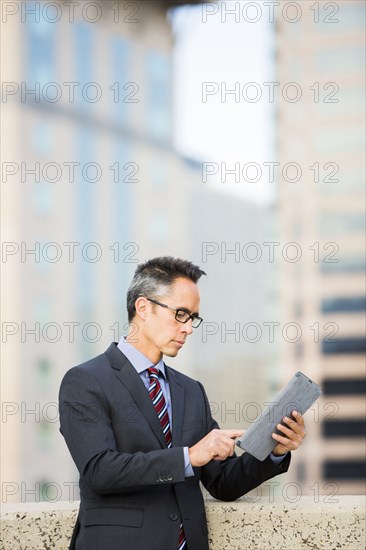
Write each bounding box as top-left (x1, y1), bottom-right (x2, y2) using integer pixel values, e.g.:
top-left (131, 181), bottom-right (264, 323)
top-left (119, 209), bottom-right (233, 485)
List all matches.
top-left (59, 342), bottom-right (290, 550)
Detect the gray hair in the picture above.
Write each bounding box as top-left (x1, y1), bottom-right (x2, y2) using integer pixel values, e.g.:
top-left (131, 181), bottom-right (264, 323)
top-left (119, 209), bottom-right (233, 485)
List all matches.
top-left (126, 256), bottom-right (206, 321)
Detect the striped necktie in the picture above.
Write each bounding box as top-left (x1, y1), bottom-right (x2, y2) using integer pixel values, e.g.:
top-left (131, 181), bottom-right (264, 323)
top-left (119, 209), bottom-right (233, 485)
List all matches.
top-left (147, 367), bottom-right (187, 550)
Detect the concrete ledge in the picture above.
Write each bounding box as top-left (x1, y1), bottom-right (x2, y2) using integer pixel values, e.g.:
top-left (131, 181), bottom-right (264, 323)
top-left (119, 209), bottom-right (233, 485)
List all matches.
top-left (206, 496), bottom-right (365, 550)
top-left (1, 496), bottom-right (365, 550)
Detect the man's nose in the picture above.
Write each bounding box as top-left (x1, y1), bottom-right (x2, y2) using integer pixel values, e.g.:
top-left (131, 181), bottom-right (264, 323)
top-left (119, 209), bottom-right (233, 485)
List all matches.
top-left (181, 319), bottom-right (194, 335)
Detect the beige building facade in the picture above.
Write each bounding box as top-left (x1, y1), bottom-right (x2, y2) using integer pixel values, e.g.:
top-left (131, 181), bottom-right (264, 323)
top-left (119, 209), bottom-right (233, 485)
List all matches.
top-left (276, 0), bottom-right (365, 494)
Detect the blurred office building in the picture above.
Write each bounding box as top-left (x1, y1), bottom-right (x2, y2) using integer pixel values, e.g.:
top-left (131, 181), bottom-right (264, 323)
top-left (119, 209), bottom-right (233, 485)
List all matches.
top-left (276, 1), bottom-right (365, 494)
top-left (189, 187), bottom-right (279, 427)
top-left (1, 0), bottom-right (277, 503)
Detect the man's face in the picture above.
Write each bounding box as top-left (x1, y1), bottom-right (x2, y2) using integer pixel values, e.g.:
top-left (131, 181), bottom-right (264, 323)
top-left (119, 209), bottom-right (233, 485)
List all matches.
top-left (142, 277), bottom-right (201, 359)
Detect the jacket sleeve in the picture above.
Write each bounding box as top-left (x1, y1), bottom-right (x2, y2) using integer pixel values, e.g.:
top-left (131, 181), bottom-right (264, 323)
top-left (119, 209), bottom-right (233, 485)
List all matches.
top-left (59, 365), bottom-right (186, 494)
top-left (197, 382), bottom-right (291, 501)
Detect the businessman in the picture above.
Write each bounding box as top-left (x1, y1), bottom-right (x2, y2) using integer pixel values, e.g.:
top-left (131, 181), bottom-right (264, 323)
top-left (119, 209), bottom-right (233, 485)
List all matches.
top-left (59, 256), bottom-right (305, 550)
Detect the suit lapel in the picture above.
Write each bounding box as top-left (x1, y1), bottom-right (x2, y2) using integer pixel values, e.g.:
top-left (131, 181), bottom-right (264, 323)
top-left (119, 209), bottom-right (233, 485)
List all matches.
top-left (105, 343), bottom-right (167, 449)
top-left (166, 366), bottom-right (185, 447)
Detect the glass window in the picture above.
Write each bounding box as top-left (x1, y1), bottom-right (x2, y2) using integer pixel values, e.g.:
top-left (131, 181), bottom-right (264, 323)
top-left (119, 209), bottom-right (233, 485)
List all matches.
top-left (318, 166), bottom-right (365, 196)
top-left (36, 357), bottom-right (51, 387)
top-left (111, 37), bottom-right (131, 122)
top-left (323, 378), bottom-right (366, 395)
top-left (37, 421), bottom-right (52, 451)
top-left (74, 23), bottom-right (94, 110)
top-left (321, 255), bottom-right (365, 274)
top-left (33, 182), bottom-right (53, 216)
top-left (26, 13), bottom-right (56, 85)
top-left (315, 3), bottom-right (365, 33)
top-left (295, 341), bottom-right (303, 358)
top-left (294, 301), bottom-right (303, 317)
top-left (323, 460), bottom-right (366, 480)
top-left (33, 244), bottom-right (50, 274)
top-left (76, 128), bottom-right (95, 314)
top-left (151, 158), bottom-right (168, 187)
top-left (32, 122), bottom-right (53, 156)
top-left (33, 297), bottom-right (51, 321)
top-left (322, 337), bottom-right (366, 355)
top-left (316, 45), bottom-right (365, 74)
top-left (314, 126), bottom-right (365, 155)
top-left (318, 213), bottom-right (365, 234)
top-left (145, 51), bottom-right (170, 141)
top-left (110, 138), bottom-right (135, 312)
top-left (323, 419), bottom-right (365, 438)
top-left (321, 296), bottom-right (366, 313)
top-left (314, 87), bottom-right (365, 119)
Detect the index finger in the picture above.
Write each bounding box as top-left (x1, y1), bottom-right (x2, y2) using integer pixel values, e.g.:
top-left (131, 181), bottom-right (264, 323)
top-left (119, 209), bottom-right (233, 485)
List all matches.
top-left (220, 429), bottom-right (245, 439)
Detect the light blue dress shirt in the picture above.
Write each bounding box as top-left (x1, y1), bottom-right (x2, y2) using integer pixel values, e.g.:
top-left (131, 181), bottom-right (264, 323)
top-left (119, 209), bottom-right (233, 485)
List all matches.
top-left (117, 336), bottom-right (194, 476)
top-left (117, 337), bottom-right (286, 475)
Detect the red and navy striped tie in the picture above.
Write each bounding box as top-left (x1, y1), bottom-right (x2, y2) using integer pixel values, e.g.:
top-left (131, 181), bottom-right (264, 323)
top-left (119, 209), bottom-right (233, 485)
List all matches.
top-left (148, 367), bottom-right (187, 550)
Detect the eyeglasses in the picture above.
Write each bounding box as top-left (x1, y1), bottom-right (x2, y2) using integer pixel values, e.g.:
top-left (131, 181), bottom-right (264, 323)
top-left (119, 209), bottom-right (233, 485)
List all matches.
top-left (146, 298), bottom-right (203, 328)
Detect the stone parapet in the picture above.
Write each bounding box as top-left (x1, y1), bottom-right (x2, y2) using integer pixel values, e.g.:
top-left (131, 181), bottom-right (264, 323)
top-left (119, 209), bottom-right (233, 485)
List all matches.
top-left (1, 496), bottom-right (365, 549)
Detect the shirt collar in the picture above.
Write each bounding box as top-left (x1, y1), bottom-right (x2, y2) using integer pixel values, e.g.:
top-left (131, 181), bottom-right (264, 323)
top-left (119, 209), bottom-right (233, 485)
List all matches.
top-left (117, 336), bottom-right (166, 378)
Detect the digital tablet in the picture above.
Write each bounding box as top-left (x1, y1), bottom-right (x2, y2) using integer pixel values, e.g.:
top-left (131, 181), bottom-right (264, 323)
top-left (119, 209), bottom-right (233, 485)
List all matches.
top-left (236, 371), bottom-right (322, 461)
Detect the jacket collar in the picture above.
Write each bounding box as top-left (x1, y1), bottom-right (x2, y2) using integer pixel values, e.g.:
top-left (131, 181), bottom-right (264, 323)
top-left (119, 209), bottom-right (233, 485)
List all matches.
top-left (105, 343), bottom-right (184, 447)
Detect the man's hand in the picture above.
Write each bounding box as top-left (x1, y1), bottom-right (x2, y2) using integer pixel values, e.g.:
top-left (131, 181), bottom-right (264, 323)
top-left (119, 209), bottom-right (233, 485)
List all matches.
top-left (272, 410), bottom-right (305, 456)
top-left (189, 429), bottom-right (244, 467)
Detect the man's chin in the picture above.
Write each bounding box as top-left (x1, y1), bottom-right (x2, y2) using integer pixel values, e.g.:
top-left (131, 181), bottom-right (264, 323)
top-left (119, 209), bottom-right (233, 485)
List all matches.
top-left (162, 342), bottom-right (183, 357)
top-left (163, 349), bottom-right (179, 358)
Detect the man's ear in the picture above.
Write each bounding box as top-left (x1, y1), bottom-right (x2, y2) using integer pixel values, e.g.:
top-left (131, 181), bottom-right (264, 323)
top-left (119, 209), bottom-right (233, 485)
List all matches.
top-left (134, 297), bottom-right (149, 320)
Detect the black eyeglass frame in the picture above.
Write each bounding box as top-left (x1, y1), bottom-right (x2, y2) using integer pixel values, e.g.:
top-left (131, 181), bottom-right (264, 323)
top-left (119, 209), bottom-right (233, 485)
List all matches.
top-left (146, 298), bottom-right (203, 328)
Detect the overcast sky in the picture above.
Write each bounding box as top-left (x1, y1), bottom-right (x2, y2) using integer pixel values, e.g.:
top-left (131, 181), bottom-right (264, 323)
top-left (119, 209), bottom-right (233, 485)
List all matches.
top-left (170, 3), bottom-right (276, 205)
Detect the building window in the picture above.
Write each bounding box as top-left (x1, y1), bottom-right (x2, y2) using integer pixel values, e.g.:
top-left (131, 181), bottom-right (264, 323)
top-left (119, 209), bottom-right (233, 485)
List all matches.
top-left (323, 419), bottom-right (365, 438)
top-left (32, 122), bottom-right (53, 156)
top-left (33, 297), bottom-right (51, 320)
top-left (76, 128), bottom-right (95, 315)
top-left (321, 296), bottom-right (366, 313)
top-left (321, 256), bottom-right (365, 274)
top-left (322, 337), bottom-right (366, 355)
top-left (295, 341), bottom-right (303, 358)
top-left (296, 461), bottom-right (306, 482)
top-left (318, 167), bottom-right (364, 196)
top-left (323, 378), bottom-right (366, 395)
top-left (151, 157), bottom-right (168, 187)
top-left (33, 182), bottom-right (53, 216)
top-left (26, 13), bottom-right (56, 85)
top-left (316, 45), bottom-right (365, 75)
top-left (294, 301), bottom-right (303, 318)
top-left (314, 86), bottom-right (365, 118)
top-left (37, 420), bottom-right (52, 451)
top-left (36, 357), bottom-right (51, 389)
top-left (314, 3), bottom-right (365, 34)
top-left (314, 126), bottom-right (365, 155)
top-left (145, 51), bottom-right (170, 141)
top-left (74, 23), bottom-right (94, 111)
top-left (111, 37), bottom-right (131, 123)
top-left (323, 460), bottom-right (366, 480)
top-left (318, 213), bottom-right (365, 234)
